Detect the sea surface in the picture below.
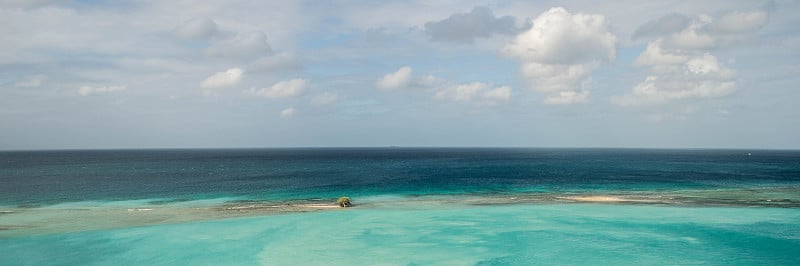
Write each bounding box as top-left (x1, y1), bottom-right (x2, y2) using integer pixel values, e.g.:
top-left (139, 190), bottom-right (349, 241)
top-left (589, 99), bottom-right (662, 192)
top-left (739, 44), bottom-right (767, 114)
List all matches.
top-left (1, 148), bottom-right (799, 265)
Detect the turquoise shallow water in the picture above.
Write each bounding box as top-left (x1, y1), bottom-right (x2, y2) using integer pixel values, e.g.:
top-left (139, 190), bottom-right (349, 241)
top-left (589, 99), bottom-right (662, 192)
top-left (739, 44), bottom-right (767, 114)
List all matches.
top-left (2, 203), bottom-right (799, 265)
top-left (1, 148), bottom-right (798, 265)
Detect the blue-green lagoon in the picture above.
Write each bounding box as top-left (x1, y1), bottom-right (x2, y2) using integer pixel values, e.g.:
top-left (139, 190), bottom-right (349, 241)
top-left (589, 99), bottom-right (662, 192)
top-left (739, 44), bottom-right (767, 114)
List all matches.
top-left (1, 148), bottom-right (799, 265)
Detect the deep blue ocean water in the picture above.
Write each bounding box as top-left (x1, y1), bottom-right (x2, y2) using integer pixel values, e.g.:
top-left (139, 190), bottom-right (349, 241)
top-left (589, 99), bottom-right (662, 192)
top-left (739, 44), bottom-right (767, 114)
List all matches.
top-left (1, 148), bottom-right (799, 265)
top-left (1, 148), bottom-right (798, 206)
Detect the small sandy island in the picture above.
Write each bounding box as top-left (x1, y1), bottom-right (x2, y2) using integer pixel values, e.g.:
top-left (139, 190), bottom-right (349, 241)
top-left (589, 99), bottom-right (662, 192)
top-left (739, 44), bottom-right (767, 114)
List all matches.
top-left (221, 203), bottom-right (341, 212)
top-left (297, 204), bottom-right (341, 209)
top-left (557, 195), bottom-right (659, 203)
top-left (561, 196), bottom-right (627, 202)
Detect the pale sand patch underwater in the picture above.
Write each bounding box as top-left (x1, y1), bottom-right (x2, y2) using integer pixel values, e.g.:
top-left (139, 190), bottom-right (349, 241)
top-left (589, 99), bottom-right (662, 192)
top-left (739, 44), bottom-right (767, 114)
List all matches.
top-left (0, 200), bottom-right (347, 237)
top-left (1, 187), bottom-right (799, 238)
top-left (556, 195), bottom-right (654, 202)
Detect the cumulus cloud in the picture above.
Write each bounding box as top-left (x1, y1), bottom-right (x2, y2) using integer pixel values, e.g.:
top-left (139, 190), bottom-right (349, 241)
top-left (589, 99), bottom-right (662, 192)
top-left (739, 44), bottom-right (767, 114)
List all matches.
top-left (376, 66), bottom-right (412, 90)
top-left (634, 40), bottom-right (690, 66)
top-left (78, 85), bottom-right (126, 96)
top-left (376, 68), bottom-right (512, 106)
top-left (280, 107), bottom-right (296, 118)
top-left (619, 9), bottom-right (768, 106)
top-left (662, 19), bottom-right (718, 50)
top-left (504, 8), bottom-right (616, 65)
top-left (424, 6), bottom-right (525, 43)
top-left (519, 62), bottom-right (594, 93)
top-left (250, 78), bottom-right (307, 99)
top-left (311, 92), bottom-right (338, 105)
top-left (200, 68), bottom-right (243, 90)
top-left (635, 10), bottom-right (769, 51)
top-left (174, 17), bottom-right (220, 40)
top-left (614, 54), bottom-right (736, 106)
top-left (504, 7), bottom-right (616, 104)
top-left (206, 31), bottom-right (273, 58)
top-left (482, 85), bottom-right (512, 101)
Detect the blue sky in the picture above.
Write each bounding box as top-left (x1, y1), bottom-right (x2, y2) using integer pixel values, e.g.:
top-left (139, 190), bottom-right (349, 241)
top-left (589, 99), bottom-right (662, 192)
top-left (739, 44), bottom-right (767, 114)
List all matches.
top-left (1, 0), bottom-right (798, 149)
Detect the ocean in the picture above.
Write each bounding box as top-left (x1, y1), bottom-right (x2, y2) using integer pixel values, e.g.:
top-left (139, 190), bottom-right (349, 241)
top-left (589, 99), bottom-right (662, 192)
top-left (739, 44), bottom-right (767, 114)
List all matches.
top-left (1, 148), bottom-right (799, 265)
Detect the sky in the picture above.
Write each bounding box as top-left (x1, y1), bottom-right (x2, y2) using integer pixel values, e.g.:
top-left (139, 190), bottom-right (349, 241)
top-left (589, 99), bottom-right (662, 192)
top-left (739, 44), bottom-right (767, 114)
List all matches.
top-left (1, 0), bottom-right (799, 150)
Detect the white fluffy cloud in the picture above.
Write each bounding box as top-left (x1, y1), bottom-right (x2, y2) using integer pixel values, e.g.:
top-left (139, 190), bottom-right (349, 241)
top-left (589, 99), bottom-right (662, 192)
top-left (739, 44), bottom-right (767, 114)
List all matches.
top-left (634, 40), bottom-right (689, 66)
top-left (519, 62), bottom-right (593, 93)
top-left (200, 68), bottom-right (243, 90)
top-left (504, 8), bottom-right (615, 65)
top-left (615, 53), bottom-right (735, 106)
top-left (376, 66), bottom-right (413, 90)
top-left (174, 17), bottom-right (219, 40)
top-left (662, 18), bottom-right (717, 50)
top-left (620, 9), bottom-right (768, 106)
top-left (637, 10), bottom-right (769, 51)
top-left (482, 85), bottom-right (512, 101)
top-left (377, 68), bottom-right (512, 106)
top-left (250, 78), bottom-right (307, 99)
top-left (78, 85), bottom-right (126, 96)
top-left (504, 7), bottom-right (616, 104)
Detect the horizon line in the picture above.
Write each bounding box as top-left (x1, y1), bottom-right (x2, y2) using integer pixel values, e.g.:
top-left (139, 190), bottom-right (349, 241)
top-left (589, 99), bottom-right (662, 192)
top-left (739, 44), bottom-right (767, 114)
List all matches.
top-left (1, 146), bottom-right (798, 152)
